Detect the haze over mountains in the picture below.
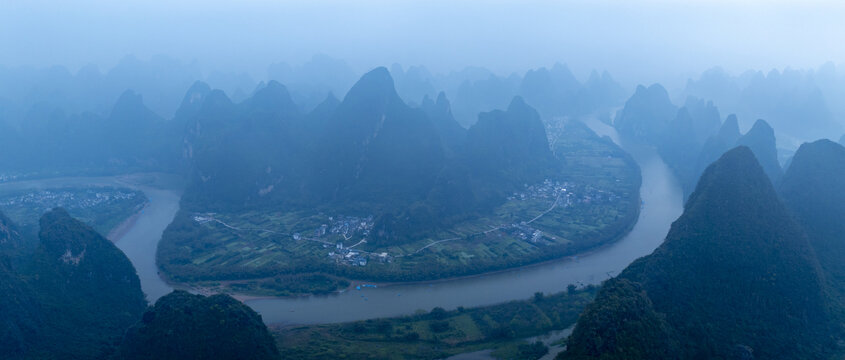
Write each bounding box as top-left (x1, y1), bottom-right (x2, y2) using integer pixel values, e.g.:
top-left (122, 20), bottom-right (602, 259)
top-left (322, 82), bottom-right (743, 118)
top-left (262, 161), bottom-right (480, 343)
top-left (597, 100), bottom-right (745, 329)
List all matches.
top-left (613, 81), bottom-right (786, 200)
top-left (2, 55), bottom-right (844, 193)
top-left (5, 0), bottom-right (845, 358)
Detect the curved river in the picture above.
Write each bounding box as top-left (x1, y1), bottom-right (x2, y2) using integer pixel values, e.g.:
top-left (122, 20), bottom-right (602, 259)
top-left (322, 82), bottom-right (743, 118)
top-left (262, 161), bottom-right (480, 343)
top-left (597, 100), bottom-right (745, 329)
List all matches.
top-left (0, 123), bottom-right (683, 325)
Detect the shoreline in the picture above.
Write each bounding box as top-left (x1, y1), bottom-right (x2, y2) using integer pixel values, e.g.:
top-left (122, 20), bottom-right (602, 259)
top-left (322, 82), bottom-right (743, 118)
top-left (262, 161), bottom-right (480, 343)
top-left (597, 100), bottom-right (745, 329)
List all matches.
top-left (107, 202), bottom-right (149, 242)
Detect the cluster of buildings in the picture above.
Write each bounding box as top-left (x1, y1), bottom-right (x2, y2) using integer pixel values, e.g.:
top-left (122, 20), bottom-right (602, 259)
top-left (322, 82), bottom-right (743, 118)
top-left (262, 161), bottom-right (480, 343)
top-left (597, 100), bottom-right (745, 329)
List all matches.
top-left (508, 179), bottom-right (572, 202)
top-left (508, 179), bottom-right (620, 206)
top-left (192, 214), bottom-right (213, 224)
top-left (504, 222), bottom-right (549, 244)
top-left (323, 215), bottom-right (374, 239)
top-left (327, 244), bottom-right (391, 267)
top-left (298, 214), bottom-right (385, 267)
top-left (295, 215), bottom-right (374, 243)
top-left (0, 188), bottom-right (140, 211)
top-left (0, 173), bottom-right (23, 183)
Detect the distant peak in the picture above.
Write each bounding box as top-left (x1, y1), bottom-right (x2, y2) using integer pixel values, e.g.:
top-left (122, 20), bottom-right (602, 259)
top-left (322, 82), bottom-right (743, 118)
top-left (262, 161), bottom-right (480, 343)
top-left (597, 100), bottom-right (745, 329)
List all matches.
top-left (421, 94), bottom-right (434, 108)
top-left (245, 80), bottom-right (298, 116)
top-left (174, 81), bottom-right (213, 120)
top-left (686, 146), bottom-right (772, 209)
top-left (508, 96), bottom-right (529, 111)
top-left (789, 139), bottom-right (845, 166)
top-left (323, 91), bottom-right (339, 104)
top-left (264, 80), bottom-right (286, 91)
top-left (205, 89), bottom-right (232, 105)
top-left (646, 83), bottom-right (669, 95)
top-left (719, 114), bottom-right (741, 140)
top-left (311, 91), bottom-right (340, 115)
top-left (551, 62), bottom-right (572, 73)
top-left (110, 90), bottom-right (158, 121)
top-left (435, 91), bottom-right (450, 107)
top-left (186, 80), bottom-right (211, 95)
top-left (41, 207), bottom-right (72, 223)
top-left (181, 81), bottom-right (211, 106)
top-left (251, 80), bottom-right (292, 103)
top-left (749, 118), bottom-right (774, 135)
top-left (197, 89), bottom-right (235, 115)
top-left (675, 107), bottom-right (692, 121)
top-left (357, 67), bottom-right (394, 87)
top-left (341, 67), bottom-right (400, 105)
top-left (115, 89), bottom-right (143, 107)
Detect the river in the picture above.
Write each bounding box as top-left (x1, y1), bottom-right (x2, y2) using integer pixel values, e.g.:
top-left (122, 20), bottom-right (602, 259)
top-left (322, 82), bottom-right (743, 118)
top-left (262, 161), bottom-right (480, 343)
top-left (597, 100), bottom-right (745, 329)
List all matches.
top-left (0, 123), bottom-right (683, 325)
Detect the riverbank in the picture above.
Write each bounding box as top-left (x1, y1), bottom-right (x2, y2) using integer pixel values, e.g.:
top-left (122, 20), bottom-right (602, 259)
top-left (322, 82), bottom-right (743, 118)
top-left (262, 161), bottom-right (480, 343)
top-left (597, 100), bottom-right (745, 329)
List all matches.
top-left (272, 287), bottom-right (596, 360)
top-left (170, 207), bottom-right (637, 302)
top-left (106, 201), bottom-right (147, 242)
top-left (159, 179), bottom-right (640, 286)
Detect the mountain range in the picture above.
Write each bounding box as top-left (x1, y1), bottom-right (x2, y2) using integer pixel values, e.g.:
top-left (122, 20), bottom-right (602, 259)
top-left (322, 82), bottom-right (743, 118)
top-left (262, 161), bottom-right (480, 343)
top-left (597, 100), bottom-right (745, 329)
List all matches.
top-left (178, 67), bottom-right (569, 245)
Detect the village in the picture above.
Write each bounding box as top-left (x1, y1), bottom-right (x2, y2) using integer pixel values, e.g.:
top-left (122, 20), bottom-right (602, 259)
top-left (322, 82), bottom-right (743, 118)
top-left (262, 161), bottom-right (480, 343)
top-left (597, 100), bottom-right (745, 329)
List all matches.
top-left (295, 215), bottom-right (390, 267)
top-left (192, 178), bottom-right (624, 269)
top-left (507, 178), bottom-right (618, 205)
top-left (0, 172), bottom-right (31, 183)
top-left (0, 187), bottom-right (142, 212)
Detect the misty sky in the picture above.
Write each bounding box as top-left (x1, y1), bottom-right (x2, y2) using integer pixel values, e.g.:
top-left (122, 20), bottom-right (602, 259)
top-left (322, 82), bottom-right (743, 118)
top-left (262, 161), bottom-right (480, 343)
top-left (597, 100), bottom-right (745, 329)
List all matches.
top-left (2, 0), bottom-right (844, 85)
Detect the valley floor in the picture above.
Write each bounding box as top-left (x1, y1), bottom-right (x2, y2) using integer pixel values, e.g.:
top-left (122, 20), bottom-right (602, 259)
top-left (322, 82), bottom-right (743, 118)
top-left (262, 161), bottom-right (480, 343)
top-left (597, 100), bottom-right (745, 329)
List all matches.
top-left (158, 124), bottom-right (642, 297)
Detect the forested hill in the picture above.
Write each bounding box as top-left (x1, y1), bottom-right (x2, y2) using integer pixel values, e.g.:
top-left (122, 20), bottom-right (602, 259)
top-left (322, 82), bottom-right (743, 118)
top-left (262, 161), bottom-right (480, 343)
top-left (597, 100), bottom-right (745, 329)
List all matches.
top-left (0, 208), bottom-right (147, 359)
top-left (0, 209), bottom-right (280, 359)
top-left (780, 139), bottom-right (845, 296)
top-left (561, 146), bottom-right (837, 359)
top-left (116, 290), bottom-right (280, 360)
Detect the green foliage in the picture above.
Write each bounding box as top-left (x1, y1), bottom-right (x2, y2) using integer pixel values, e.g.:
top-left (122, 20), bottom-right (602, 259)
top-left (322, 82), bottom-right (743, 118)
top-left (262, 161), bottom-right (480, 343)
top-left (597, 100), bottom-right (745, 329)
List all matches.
top-left (561, 279), bottom-right (678, 360)
top-left (561, 147), bottom-right (837, 359)
top-left (780, 140), bottom-right (845, 286)
top-left (116, 290), bottom-right (280, 360)
top-left (197, 273), bottom-right (350, 298)
top-left (275, 287), bottom-right (597, 360)
top-left (0, 208), bottom-right (147, 359)
top-left (517, 341), bottom-right (550, 359)
top-left (0, 239), bottom-right (40, 358)
top-left (779, 139), bottom-right (845, 330)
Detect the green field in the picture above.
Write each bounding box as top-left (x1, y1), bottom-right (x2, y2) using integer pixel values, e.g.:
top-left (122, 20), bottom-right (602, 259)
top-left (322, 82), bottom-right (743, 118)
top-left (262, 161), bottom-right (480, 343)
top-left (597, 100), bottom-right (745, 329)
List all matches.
top-left (158, 121), bottom-right (641, 296)
top-left (273, 286), bottom-right (597, 360)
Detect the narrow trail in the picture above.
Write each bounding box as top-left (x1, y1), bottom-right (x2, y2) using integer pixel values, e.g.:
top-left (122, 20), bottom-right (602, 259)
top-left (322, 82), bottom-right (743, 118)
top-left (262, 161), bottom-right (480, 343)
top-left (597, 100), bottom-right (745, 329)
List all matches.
top-left (209, 218), bottom-right (280, 234)
top-left (527, 195), bottom-right (561, 224)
